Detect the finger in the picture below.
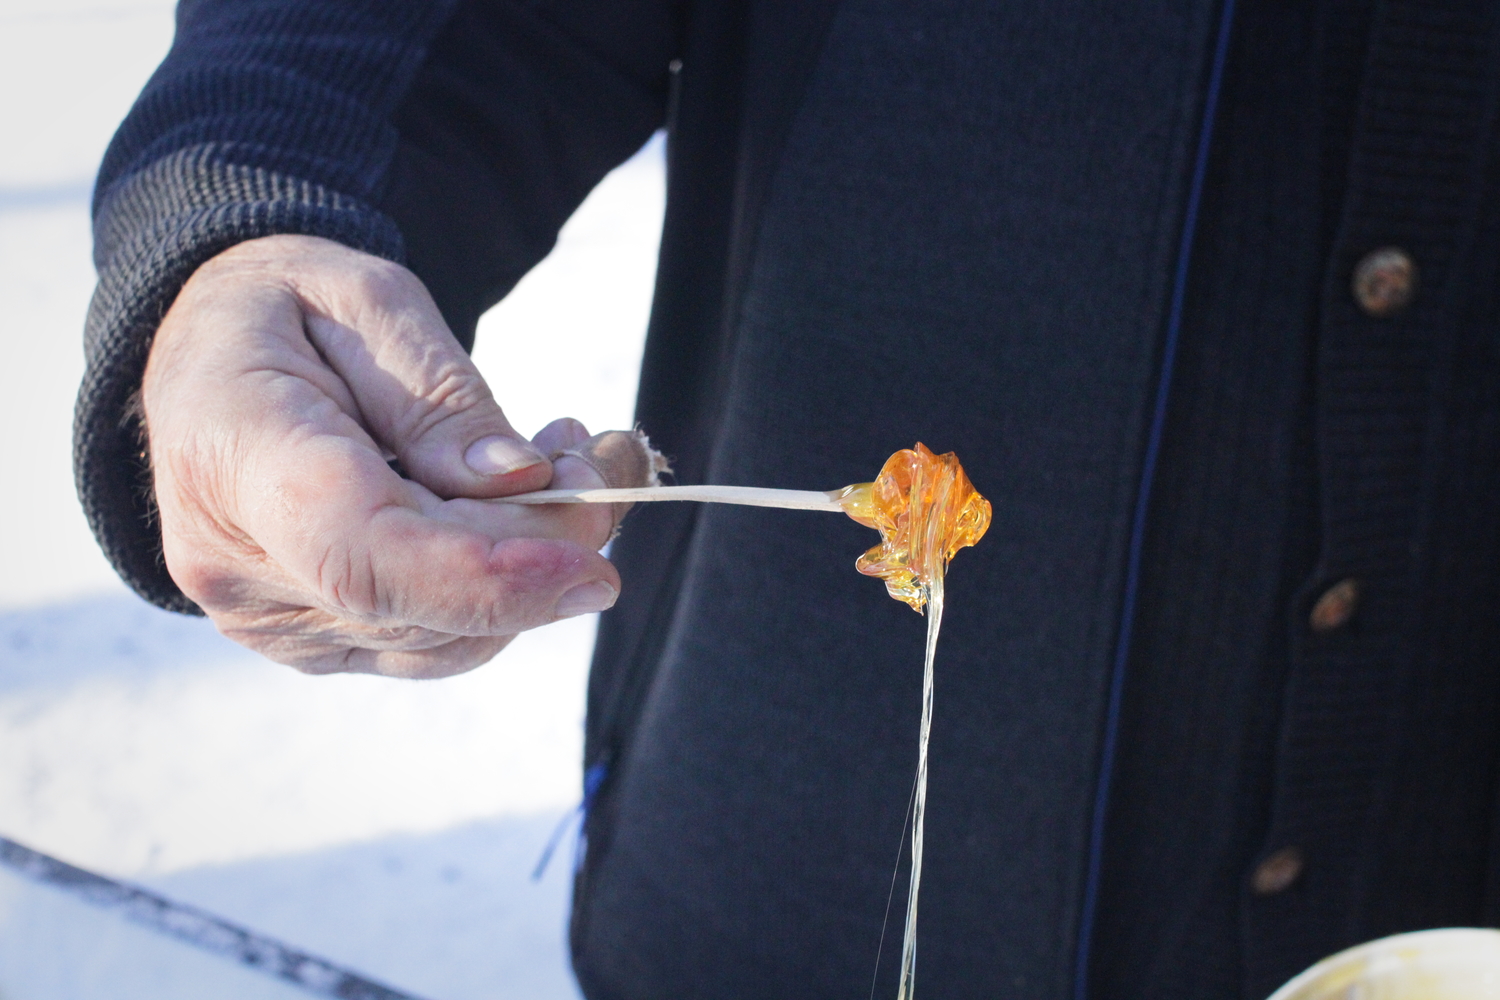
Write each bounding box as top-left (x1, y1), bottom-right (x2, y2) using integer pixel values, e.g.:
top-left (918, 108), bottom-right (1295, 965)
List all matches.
top-left (531, 417), bottom-right (591, 456)
top-left (401, 418), bottom-right (618, 550)
top-left (535, 419), bottom-right (620, 547)
top-left (251, 627), bottom-right (514, 680)
top-left (217, 602), bottom-right (468, 655)
top-left (239, 433), bottom-right (620, 633)
top-left (547, 455), bottom-right (618, 550)
top-left (374, 520), bottom-right (620, 633)
top-left (289, 253), bottom-right (550, 499)
top-left (212, 591), bottom-right (519, 679)
top-left (342, 635), bottom-right (517, 679)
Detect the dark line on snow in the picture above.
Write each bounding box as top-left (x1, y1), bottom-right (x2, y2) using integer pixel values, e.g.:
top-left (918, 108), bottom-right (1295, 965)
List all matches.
top-left (0, 835), bottom-right (434, 1000)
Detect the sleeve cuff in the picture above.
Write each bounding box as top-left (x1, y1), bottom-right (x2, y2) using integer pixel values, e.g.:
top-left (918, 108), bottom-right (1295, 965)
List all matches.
top-left (74, 142), bottom-right (407, 614)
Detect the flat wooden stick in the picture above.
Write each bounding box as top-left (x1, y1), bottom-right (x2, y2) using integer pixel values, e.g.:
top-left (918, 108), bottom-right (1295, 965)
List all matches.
top-left (489, 484), bottom-right (847, 512)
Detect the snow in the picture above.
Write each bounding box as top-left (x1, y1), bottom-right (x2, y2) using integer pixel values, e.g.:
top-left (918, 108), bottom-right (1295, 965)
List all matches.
top-left (0, 1), bottom-right (664, 996)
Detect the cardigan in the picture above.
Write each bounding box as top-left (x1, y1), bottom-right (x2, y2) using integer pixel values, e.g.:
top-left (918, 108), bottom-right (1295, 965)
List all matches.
top-left (76, 0), bottom-right (1500, 997)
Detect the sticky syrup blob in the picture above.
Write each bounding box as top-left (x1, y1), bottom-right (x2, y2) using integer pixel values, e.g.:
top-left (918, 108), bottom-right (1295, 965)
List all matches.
top-left (836, 443), bottom-right (991, 611)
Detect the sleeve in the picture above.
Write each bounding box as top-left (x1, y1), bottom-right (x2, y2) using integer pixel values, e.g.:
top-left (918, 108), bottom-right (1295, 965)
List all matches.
top-left (76, 0), bottom-right (678, 614)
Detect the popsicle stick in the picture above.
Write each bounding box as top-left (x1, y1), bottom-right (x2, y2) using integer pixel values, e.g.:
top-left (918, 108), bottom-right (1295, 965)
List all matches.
top-left (489, 484), bottom-right (847, 512)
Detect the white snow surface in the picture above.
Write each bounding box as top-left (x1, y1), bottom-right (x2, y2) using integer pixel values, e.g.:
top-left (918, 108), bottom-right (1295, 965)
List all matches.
top-left (0, 1), bottom-right (664, 996)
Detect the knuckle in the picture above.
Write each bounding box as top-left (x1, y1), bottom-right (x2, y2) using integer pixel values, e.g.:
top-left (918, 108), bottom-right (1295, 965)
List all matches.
top-left (217, 607), bottom-right (363, 674)
top-left (462, 538), bottom-right (596, 631)
top-left (489, 536), bottom-right (591, 586)
top-left (400, 367), bottom-right (495, 445)
top-left (370, 623), bottom-right (426, 646)
top-left (289, 651), bottom-right (360, 675)
top-left (158, 507), bottom-right (274, 612)
top-left (165, 553), bottom-right (240, 609)
top-left (438, 636), bottom-right (509, 672)
top-left (311, 538), bottom-right (382, 618)
top-left (346, 255), bottom-right (425, 315)
top-left (383, 636), bottom-right (511, 679)
top-left (250, 644), bottom-right (353, 674)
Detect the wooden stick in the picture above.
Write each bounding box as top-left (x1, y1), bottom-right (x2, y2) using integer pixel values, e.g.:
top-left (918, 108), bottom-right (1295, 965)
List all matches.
top-left (489, 484), bottom-right (847, 512)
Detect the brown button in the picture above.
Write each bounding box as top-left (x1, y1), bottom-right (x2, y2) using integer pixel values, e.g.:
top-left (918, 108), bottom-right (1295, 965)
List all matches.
top-left (1309, 578), bottom-right (1360, 632)
top-left (1251, 846), bottom-right (1305, 896)
top-left (1352, 247), bottom-right (1418, 317)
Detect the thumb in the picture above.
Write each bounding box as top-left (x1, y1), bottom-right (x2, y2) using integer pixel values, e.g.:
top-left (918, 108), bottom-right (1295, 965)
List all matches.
top-left (297, 260), bottom-right (551, 499)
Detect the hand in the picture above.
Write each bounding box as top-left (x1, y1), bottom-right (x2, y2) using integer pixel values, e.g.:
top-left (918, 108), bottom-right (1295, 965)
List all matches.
top-left (141, 235), bottom-right (621, 678)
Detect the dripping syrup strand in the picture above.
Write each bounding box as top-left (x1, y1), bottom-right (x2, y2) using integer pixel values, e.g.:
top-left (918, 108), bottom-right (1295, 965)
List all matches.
top-left (894, 460), bottom-right (955, 1000)
top-left (869, 768), bottom-right (920, 1000)
top-left (895, 573), bottom-right (943, 1000)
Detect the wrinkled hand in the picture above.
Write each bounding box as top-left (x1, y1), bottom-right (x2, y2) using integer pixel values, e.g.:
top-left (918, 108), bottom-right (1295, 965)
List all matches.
top-left (141, 235), bottom-right (621, 678)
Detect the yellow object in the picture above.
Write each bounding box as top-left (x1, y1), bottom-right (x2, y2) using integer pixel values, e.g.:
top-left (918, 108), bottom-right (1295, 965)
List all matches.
top-left (1268, 928), bottom-right (1500, 1000)
top-left (838, 443), bottom-right (992, 611)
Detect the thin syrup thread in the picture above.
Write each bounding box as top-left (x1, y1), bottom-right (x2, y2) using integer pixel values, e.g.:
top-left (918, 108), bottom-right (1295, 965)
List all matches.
top-left (896, 574), bottom-right (944, 1000)
top-left (870, 768), bottom-right (921, 1000)
top-left (894, 464), bottom-right (953, 1000)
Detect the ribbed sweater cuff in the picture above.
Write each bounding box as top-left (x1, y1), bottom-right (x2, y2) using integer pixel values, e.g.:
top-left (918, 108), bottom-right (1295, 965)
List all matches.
top-left (75, 143), bottom-right (406, 614)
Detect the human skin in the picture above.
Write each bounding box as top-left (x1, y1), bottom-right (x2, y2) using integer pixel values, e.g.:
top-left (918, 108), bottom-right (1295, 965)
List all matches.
top-left (140, 234), bottom-right (623, 679)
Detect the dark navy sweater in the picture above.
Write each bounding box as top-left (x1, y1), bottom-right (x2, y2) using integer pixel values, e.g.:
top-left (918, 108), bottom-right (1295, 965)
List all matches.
top-left (77, 1), bottom-right (1500, 997)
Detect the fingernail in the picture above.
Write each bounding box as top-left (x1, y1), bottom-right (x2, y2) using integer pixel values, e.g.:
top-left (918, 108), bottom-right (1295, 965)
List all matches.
top-left (465, 436), bottom-right (546, 476)
top-left (554, 581), bottom-right (618, 618)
